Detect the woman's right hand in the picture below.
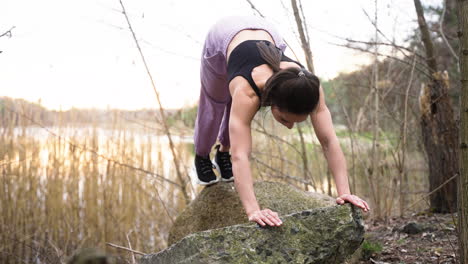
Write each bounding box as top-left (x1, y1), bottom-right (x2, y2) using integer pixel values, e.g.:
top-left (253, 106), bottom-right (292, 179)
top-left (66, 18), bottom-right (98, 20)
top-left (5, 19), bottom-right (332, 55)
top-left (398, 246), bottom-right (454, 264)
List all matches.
top-left (247, 208), bottom-right (283, 227)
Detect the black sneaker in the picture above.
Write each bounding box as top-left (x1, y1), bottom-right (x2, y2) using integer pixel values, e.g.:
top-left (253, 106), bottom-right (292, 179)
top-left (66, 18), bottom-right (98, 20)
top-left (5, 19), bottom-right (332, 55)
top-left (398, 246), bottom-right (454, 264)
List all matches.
top-left (212, 145), bottom-right (234, 182)
top-left (194, 154), bottom-right (219, 186)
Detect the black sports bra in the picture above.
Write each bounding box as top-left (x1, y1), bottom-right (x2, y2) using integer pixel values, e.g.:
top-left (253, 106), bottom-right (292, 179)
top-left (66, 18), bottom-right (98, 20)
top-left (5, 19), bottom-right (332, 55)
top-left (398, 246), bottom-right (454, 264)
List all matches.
top-left (227, 40), bottom-right (303, 99)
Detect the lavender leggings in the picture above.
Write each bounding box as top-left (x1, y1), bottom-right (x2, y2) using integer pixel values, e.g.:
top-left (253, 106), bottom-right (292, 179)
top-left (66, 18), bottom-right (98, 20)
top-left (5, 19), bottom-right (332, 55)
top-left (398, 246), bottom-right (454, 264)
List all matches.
top-left (194, 16), bottom-right (287, 156)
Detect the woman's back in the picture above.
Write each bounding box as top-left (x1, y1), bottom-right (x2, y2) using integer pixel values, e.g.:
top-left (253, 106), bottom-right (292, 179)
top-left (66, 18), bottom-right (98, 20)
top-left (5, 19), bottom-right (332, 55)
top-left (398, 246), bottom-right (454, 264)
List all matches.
top-left (226, 29), bottom-right (275, 62)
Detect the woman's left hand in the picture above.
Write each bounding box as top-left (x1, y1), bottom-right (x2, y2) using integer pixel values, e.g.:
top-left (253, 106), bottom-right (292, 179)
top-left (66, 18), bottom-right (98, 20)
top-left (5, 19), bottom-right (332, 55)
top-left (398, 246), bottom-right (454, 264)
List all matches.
top-left (336, 194), bottom-right (370, 212)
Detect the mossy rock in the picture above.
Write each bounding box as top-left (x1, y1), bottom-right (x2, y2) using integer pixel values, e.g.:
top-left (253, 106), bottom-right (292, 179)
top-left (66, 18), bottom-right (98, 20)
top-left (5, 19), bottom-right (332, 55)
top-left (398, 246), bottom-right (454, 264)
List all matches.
top-left (141, 204), bottom-right (364, 264)
top-left (168, 181), bottom-right (336, 245)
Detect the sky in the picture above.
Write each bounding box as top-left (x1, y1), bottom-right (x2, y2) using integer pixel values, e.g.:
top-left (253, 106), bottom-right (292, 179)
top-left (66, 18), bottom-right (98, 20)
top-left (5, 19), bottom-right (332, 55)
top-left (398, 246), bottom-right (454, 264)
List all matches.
top-left (0, 0), bottom-right (440, 110)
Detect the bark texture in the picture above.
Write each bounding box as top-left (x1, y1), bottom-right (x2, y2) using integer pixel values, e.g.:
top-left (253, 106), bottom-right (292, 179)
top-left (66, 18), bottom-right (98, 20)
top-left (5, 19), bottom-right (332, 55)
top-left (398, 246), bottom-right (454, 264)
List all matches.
top-left (456, 0), bottom-right (468, 261)
top-left (415, 0), bottom-right (459, 213)
top-left (290, 0), bottom-right (314, 74)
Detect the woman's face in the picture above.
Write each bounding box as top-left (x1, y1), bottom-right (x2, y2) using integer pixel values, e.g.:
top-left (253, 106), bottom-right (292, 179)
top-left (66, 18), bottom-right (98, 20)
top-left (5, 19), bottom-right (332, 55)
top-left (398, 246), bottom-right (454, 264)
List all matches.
top-left (271, 106), bottom-right (309, 129)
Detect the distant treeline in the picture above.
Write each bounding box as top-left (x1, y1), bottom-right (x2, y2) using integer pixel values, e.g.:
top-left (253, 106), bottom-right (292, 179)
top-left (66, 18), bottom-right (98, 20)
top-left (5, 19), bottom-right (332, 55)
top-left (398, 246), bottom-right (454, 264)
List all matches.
top-left (0, 96), bottom-right (198, 128)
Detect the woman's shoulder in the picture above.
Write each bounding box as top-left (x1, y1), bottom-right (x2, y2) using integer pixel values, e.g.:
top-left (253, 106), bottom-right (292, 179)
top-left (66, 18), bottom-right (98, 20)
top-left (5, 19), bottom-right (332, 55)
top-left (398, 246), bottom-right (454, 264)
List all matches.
top-left (229, 77), bottom-right (259, 98)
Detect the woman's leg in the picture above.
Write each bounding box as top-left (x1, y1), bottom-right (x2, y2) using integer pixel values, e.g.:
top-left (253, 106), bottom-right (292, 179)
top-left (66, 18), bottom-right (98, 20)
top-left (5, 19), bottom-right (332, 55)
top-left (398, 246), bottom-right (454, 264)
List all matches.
top-left (218, 99), bottom-right (231, 151)
top-left (194, 51), bottom-right (230, 157)
top-left (194, 87), bottom-right (229, 156)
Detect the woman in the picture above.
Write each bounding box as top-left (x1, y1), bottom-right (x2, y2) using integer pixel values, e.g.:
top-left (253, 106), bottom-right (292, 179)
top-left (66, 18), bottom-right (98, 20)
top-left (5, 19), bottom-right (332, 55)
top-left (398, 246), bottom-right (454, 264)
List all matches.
top-left (193, 16), bottom-right (370, 227)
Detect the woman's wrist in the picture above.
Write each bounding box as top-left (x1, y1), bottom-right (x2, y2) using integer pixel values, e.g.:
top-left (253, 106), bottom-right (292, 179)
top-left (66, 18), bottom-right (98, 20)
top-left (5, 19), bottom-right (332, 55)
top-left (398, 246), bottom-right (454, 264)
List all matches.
top-left (245, 204), bottom-right (261, 216)
top-left (334, 173), bottom-right (351, 196)
top-left (336, 185), bottom-right (351, 197)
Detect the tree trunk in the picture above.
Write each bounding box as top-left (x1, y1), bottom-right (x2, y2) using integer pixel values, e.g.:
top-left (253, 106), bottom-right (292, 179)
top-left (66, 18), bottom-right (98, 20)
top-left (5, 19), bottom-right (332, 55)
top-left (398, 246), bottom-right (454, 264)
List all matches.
top-left (456, 0), bottom-right (468, 261)
top-left (290, 0), bottom-right (314, 191)
top-left (414, 0), bottom-right (459, 213)
top-left (290, 0), bottom-right (315, 74)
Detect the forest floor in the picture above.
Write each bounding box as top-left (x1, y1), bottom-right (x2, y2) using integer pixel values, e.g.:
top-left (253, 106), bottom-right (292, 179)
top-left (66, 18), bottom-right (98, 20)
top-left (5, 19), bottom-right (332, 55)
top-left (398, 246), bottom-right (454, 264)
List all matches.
top-left (357, 211), bottom-right (459, 264)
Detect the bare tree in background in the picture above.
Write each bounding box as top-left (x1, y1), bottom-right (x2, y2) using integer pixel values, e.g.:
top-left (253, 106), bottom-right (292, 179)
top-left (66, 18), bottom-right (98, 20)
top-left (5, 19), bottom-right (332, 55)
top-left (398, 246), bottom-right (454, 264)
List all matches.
top-left (288, 0), bottom-right (316, 191)
top-left (370, 0), bottom-right (382, 219)
top-left (456, 0), bottom-right (468, 261)
top-left (290, 0), bottom-right (314, 73)
top-left (414, 0), bottom-right (459, 213)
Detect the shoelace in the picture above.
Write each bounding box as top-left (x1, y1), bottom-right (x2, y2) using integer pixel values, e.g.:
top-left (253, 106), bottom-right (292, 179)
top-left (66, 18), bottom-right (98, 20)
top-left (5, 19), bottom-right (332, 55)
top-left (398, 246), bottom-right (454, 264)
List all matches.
top-left (217, 152), bottom-right (232, 171)
top-left (199, 157), bottom-right (214, 174)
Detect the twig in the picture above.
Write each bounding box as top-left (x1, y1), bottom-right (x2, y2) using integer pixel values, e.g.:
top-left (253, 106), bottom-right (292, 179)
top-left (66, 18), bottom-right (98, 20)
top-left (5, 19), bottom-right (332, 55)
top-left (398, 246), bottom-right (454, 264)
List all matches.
top-left (253, 121), bottom-right (302, 156)
top-left (251, 155), bottom-right (312, 186)
top-left (439, 0), bottom-right (459, 62)
top-left (361, 6), bottom-right (429, 75)
top-left (370, 0), bottom-right (380, 218)
top-left (118, 0), bottom-right (194, 202)
top-left (0, 26), bottom-right (15, 38)
top-left (2, 105), bottom-right (181, 187)
top-left (47, 239), bottom-right (65, 264)
top-left (126, 230), bottom-right (136, 264)
top-left (106, 242), bottom-right (146, 255)
top-left (330, 41), bottom-right (432, 79)
top-left (399, 54), bottom-right (417, 216)
top-left (344, 38), bottom-right (426, 61)
top-left (252, 150), bottom-right (303, 169)
top-left (0, 153), bottom-right (36, 167)
top-left (406, 173), bottom-right (459, 210)
top-left (245, 0), bottom-right (265, 17)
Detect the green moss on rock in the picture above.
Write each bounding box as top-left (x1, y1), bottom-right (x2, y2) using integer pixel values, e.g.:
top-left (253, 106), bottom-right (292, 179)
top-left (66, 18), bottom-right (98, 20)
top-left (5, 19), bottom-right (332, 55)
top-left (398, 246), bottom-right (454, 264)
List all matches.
top-left (168, 181), bottom-right (336, 245)
top-left (141, 204), bottom-right (364, 264)
top-left (141, 181), bottom-right (364, 264)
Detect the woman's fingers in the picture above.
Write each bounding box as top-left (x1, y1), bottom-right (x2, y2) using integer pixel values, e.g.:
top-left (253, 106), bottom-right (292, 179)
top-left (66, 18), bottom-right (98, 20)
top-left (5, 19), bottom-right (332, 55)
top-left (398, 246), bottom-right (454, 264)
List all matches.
top-left (261, 214), bottom-right (276, 226)
top-left (363, 200), bottom-right (370, 211)
top-left (353, 197), bottom-right (367, 211)
top-left (250, 214), bottom-right (266, 226)
top-left (264, 209), bottom-right (282, 226)
top-left (248, 209), bottom-right (283, 227)
top-left (336, 197), bottom-right (345, 204)
top-left (337, 194), bottom-right (370, 212)
top-left (256, 217), bottom-right (267, 226)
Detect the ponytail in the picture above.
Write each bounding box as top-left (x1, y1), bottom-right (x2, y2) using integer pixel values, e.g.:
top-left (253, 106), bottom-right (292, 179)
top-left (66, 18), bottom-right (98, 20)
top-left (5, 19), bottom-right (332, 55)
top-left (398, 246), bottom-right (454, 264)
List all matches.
top-left (256, 41), bottom-right (282, 73)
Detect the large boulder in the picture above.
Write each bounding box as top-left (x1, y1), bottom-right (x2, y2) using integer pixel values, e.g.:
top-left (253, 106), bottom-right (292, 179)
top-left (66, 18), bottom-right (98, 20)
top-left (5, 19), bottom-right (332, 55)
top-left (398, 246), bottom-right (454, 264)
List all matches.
top-left (140, 181), bottom-right (364, 264)
top-left (168, 181), bottom-right (336, 245)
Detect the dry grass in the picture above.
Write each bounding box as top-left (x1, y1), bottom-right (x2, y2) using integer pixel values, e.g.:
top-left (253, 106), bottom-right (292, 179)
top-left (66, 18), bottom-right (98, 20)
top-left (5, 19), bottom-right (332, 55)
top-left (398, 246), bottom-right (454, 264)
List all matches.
top-left (0, 117), bottom-right (192, 263)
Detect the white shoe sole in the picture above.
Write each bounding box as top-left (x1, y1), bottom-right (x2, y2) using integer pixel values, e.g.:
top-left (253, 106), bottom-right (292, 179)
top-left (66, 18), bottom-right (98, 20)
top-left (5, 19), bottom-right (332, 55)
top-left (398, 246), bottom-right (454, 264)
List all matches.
top-left (212, 158), bottom-right (234, 182)
top-left (191, 165), bottom-right (219, 186)
top-left (196, 178), bottom-right (219, 186)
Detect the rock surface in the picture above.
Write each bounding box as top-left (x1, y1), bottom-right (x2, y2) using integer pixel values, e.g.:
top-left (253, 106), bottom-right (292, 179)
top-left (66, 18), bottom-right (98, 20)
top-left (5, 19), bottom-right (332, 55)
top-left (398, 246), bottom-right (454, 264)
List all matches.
top-left (140, 181), bottom-right (365, 264)
top-left (168, 181), bottom-right (336, 245)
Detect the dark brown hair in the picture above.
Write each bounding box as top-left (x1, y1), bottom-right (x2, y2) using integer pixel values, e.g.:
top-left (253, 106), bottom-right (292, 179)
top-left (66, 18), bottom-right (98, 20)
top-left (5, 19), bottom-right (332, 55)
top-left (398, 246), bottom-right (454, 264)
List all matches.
top-left (256, 41), bottom-right (320, 115)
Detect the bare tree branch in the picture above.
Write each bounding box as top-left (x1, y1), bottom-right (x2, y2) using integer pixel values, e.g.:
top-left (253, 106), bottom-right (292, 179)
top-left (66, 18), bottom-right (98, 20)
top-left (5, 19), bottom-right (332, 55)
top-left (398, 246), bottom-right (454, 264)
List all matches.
top-left (245, 0), bottom-right (265, 17)
top-left (0, 26), bottom-right (15, 38)
top-left (439, 0), bottom-right (460, 62)
top-left (118, 0), bottom-right (194, 203)
top-left (291, 0), bottom-right (314, 73)
top-left (344, 38), bottom-right (426, 61)
top-left (106, 242), bottom-right (146, 255)
top-left (414, 0), bottom-right (438, 74)
top-left (330, 41), bottom-right (432, 79)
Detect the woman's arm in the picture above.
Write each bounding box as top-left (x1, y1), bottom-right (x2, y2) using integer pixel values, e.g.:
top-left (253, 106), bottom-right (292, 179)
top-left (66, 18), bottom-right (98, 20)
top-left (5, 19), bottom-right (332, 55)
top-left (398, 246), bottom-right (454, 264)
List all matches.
top-left (229, 85), bottom-right (283, 226)
top-left (310, 86), bottom-right (370, 212)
